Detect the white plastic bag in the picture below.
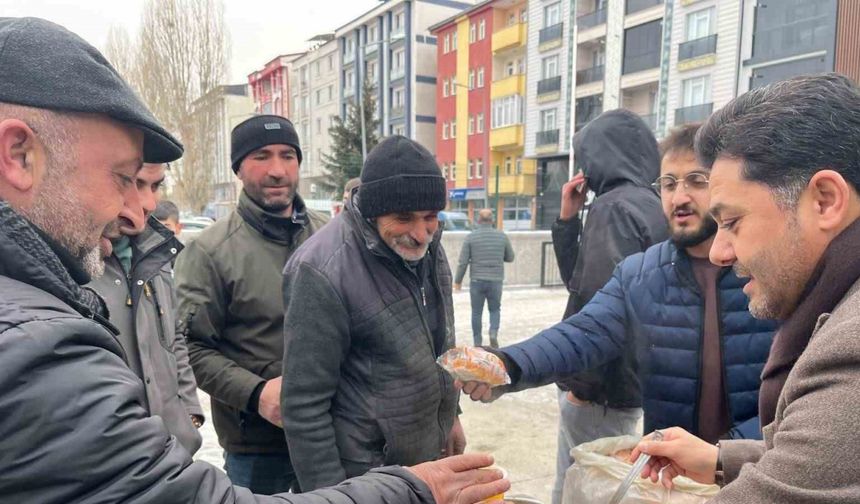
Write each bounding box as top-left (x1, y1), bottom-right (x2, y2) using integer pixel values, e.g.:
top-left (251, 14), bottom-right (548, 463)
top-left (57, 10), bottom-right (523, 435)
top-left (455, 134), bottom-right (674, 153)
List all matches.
top-left (562, 435), bottom-right (719, 504)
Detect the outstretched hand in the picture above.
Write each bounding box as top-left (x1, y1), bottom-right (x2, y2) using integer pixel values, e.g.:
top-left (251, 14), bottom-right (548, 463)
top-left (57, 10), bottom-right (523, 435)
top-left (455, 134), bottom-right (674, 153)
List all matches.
top-left (408, 453), bottom-right (510, 504)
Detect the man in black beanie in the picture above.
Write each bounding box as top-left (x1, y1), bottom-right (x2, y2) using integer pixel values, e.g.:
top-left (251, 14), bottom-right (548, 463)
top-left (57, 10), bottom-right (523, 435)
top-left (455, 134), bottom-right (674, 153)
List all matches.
top-left (281, 135), bottom-right (466, 491)
top-left (174, 113), bottom-right (329, 494)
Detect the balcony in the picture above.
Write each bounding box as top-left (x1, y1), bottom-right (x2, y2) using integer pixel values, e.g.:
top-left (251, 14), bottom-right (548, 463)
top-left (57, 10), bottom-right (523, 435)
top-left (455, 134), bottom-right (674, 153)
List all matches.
top-left (539, 23), bottom-right (563, 49)
top-left (490, 124), bottom-right (524, 151)
top-left (390, 106), bottom-right (405, 119)
top-left (623, 50), bottom-right (661, 74)
top-left (577, 8), bottom-right (607, 29)
top-left (390, 66), bottom-right (406, 81)
top-left (626, 0), bottom-right (663, 15)
top-left (492, 22), bottom-right (528, 53)
top-left (536, 129), bottom-right (560, 147)
top-left (675, 103), bottom-right (713, 124)
top-left (576, 65), bottom-right (604, 85)
top-left (344, 50), bottom-right (356, 65)
top-left (365, 43), bottom-right (379, 58)
top-left (488, 173), bottom-right (536, 195)
top-left (343, 86), bottom-right (355, 98)
top-left (575, 108), bottom-right (602, 131)
top-left (678, 34), bottom-right (718, 62)
top-left (390, 25), bottom-right (406, 43)
top-left (537, 76), bottom-right (562, 102)
top-left (491, 74), bottom-right (526, 99)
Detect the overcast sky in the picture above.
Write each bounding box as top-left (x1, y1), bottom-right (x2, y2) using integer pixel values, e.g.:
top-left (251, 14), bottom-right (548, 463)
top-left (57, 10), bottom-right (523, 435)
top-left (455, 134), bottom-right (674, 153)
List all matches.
top-left (1, 0), bottom-right (381, 83)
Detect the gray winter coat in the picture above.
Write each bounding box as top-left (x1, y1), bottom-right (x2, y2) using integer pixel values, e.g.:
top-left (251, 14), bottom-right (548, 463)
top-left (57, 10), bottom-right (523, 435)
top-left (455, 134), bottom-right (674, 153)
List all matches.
top-left (0, 200), bottom-right (437, 504)
top-left (454, 223), bottom-right (515, 284)
top-left (281, 201), bottom-right (459, 491)
top-left (89, 219), bottom-right (203, 455)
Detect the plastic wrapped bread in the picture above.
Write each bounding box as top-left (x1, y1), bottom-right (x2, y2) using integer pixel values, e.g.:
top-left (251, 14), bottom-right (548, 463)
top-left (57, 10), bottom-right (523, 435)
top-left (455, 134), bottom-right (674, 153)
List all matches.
top-left (437, 346), bottom-right (511, 387)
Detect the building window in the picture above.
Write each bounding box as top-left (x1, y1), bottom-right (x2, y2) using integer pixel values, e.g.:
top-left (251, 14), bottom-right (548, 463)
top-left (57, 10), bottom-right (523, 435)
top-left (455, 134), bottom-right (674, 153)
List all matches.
top-left (468, 69), bottom-right (475, 90)
top-left (491, 95), bottom-right (524, 129)
top-left (470, 23), bottom-right (476, 43)
top-left (442, 122), bottom-right (449, 139)
top-left (623, 19), bottom-right (662, 74)
top-left (468, 115), bottom-right (475, 135)
top-left (521, 8), bottom-right (528, 23)
top-left (682, 75), bottom-right (711, 106)
top-left (328, 54), bottom-right (334, 70)
top-left (451, 77), bottom-right (457, 95)
top-left (392, 88), bottom-right (404, 108)
top-left (540, 108), bottom-right (557, 131)
top-left (476, 158), bottom-right (484, 178)
top-left (394, 12), bottom-right (404, 31)
top-left (544, 2), bottom-right (561, 27)
top-left (443, 78), bottom-right (449, 97)
top-left (542, 55), bottom-right (559, 79)
top-left (508, 12), bottom-right (517, 26)
top-left (315, 89), bottom-right (322, 105)
top-left (444, 33), bottom-right (450, 53)
top-left (393, 49), bottom-right (405, 71)
top-left (315, 61), bottom-right (321, 76)
top-left (505, 156), bottom-right (513, 175)
top-left (328, 85), bottom-right (334, 101)
top-left (477, 113), bottom-right (485, 133)
top-left (452, 30), bottom-right (457, 50)
top-left (477, 67), bottom-right (485, 88)
top-left (451, 163), bottom-right (457, 180)
top-left (515, 157), bottom-right (523, 175)
top-left (505, 61), bottom-right (515, 76)
top-left (346, 70), bottom-right (355, 87)
top-left (686, 7), bottom-right (715, 41)
top-left (316, 117), bottom-right (322, 134)
top-left (479, 19), bottom-right (486, 40)
top-left (451, 119), bottom-right (456, 138)
top-left (468, 159), bottom-right (474, 179)
top-left (369, 25), bottom-right (377, 43)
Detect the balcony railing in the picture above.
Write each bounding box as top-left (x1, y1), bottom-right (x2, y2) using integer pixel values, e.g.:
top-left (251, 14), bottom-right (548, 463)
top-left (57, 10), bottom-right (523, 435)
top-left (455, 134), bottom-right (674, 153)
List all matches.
top-left (751, 15), bottom-right (831, 63)
top-left (537, 76), bottom-right (562, 96)
top-left (678, 34), bottom-right (718, 61)
top-left (576, 65), bottom-right (604, 85)
top-left (390, 66), bottom-right (405, 81)
top-left (626, 0), bottom-right (663, 15)
top-left (390, 106), bottom-right (405, 119)
top-left (577, 8), bottom-right (607, 29)
top-left (539, 23), bottom-right (563, 45)
top-left (391, 25), bottom-right (405, 42)
top-left (344, 50), bottom-right (356, 64)
top-left (675, 103), bottom-right (713, 124)
top-left (365, 43), bottom-right (379, 57)
top-left (536, 129), bottom-right (559, 146)
top-left (575, 108), bottom-right (603, 131)
top-left (623, 51), bottom-right (661, 74)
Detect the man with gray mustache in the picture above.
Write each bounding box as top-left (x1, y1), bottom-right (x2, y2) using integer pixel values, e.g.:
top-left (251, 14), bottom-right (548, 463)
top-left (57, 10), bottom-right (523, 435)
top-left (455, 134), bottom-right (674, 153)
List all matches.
top-left (280, 135), bottom-right (465, 491)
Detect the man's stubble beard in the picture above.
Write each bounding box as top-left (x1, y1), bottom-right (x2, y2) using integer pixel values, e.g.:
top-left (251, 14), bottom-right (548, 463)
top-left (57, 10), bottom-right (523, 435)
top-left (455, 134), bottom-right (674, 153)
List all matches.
top-left (23, 166), bottom-right (105, 278)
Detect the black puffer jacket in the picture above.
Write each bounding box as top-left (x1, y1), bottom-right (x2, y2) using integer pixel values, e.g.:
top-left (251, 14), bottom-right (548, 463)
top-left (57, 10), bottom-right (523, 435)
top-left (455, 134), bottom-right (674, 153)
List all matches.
top-left (552, 109), bottom-right (669, 406)
top-left (0, 201), bottom-right (435, 503)
top-left (281, 200), bottom-right (459, 491)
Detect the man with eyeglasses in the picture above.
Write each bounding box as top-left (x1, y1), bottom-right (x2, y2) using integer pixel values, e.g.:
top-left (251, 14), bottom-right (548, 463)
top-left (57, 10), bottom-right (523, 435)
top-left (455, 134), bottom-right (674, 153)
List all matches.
top-left (458, 123), bottom-right (776, 460)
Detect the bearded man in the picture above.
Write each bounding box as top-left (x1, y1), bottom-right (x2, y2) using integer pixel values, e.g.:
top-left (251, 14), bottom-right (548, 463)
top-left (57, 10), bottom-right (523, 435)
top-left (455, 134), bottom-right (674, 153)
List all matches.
top-left (280, 135), bottom-right (465, 491)
top-left (459, 124), bottom-right (776, 448)
top-left (175, 115), bottom-right (328, 494)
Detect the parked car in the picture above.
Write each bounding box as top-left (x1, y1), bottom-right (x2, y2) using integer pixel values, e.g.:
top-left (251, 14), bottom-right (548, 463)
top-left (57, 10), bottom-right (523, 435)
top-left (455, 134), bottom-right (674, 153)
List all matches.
top-left (178, 217), bottom-right (212, 243)
top-left (438, 211), bottom-right (473, 231)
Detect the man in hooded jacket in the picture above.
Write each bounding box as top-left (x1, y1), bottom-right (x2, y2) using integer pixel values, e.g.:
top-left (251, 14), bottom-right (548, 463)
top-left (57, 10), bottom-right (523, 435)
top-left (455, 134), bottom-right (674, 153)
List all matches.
top-left (545, 110), bottom-right (669, 503)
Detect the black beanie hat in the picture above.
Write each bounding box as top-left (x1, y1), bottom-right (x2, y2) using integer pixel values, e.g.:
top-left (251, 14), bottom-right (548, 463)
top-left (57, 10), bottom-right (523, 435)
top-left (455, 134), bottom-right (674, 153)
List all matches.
top-left (231, 115), bottom-right (302, 173)
top-left (358, 135), bottom-right (447, 218)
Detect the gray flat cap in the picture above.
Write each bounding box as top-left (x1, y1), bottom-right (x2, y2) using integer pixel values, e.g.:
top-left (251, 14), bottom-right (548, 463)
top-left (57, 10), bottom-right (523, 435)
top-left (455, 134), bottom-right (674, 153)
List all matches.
top-left (0, 17), bottom-right (183, 163)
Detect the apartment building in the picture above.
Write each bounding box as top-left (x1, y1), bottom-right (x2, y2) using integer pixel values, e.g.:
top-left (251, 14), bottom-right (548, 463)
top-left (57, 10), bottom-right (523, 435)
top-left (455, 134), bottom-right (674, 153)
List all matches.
top-left (665, 0), bottom-right (741, 129)
top-left (336, 0), bottom-right (474, 155)
top-left (190, 84), bottom-right (255, 219)
top-left (431, 0), bottom-right (533, 229)
top-left (738, 0), bottom-right (860, 94)
top-left (289, 35), bottom-right (341, 201)
top-left (247, 53), bottom-right (304, 117)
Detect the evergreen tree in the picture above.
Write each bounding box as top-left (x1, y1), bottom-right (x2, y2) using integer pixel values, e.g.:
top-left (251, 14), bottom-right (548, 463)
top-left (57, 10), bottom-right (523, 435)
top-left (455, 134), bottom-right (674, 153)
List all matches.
top-left (323, 76), bottom-right (380, 194)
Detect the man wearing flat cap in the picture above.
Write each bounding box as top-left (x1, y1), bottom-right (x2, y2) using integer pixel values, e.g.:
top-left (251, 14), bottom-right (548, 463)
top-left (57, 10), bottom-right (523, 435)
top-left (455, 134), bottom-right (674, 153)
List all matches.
top-left (281, 135), bottom-right (465, 491)
top-left (175, 114), bottom-right (328, 494)
top-left (0, 17), bottom-right (509, 504)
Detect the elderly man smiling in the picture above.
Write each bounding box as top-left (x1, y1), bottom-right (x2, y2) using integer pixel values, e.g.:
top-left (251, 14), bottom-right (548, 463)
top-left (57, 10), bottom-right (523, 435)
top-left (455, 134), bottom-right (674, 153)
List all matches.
top-left (281, 135), bottom-right (464, 491)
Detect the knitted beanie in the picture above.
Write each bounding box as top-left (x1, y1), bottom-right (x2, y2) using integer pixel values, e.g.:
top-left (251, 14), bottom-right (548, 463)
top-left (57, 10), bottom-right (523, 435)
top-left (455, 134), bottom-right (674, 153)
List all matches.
top-left (231, 115), bottom-right (302, 173)
top-left (357, 135), bottom-right (447, 218)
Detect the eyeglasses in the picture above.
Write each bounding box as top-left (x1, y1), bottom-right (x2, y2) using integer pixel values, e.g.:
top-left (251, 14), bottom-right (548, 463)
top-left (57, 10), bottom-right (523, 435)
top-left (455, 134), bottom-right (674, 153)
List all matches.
top-left (651, 172), bottom-right (710, 193)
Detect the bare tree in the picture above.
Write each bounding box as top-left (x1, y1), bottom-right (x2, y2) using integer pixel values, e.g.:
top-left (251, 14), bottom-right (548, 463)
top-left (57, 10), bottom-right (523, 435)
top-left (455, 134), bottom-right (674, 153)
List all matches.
top-left (103, 0), bottom-right (230, 213)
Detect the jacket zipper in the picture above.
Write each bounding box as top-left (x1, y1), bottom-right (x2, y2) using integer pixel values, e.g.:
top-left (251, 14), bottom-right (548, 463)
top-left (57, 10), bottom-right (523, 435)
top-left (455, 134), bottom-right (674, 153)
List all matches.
top-left (715, 272), bottom-right (734, 435)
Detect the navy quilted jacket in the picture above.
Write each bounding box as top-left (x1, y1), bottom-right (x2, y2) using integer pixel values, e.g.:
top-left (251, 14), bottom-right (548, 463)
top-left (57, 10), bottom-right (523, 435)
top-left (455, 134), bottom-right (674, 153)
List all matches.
top-left (504, 240), bottom-right (777, 439)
